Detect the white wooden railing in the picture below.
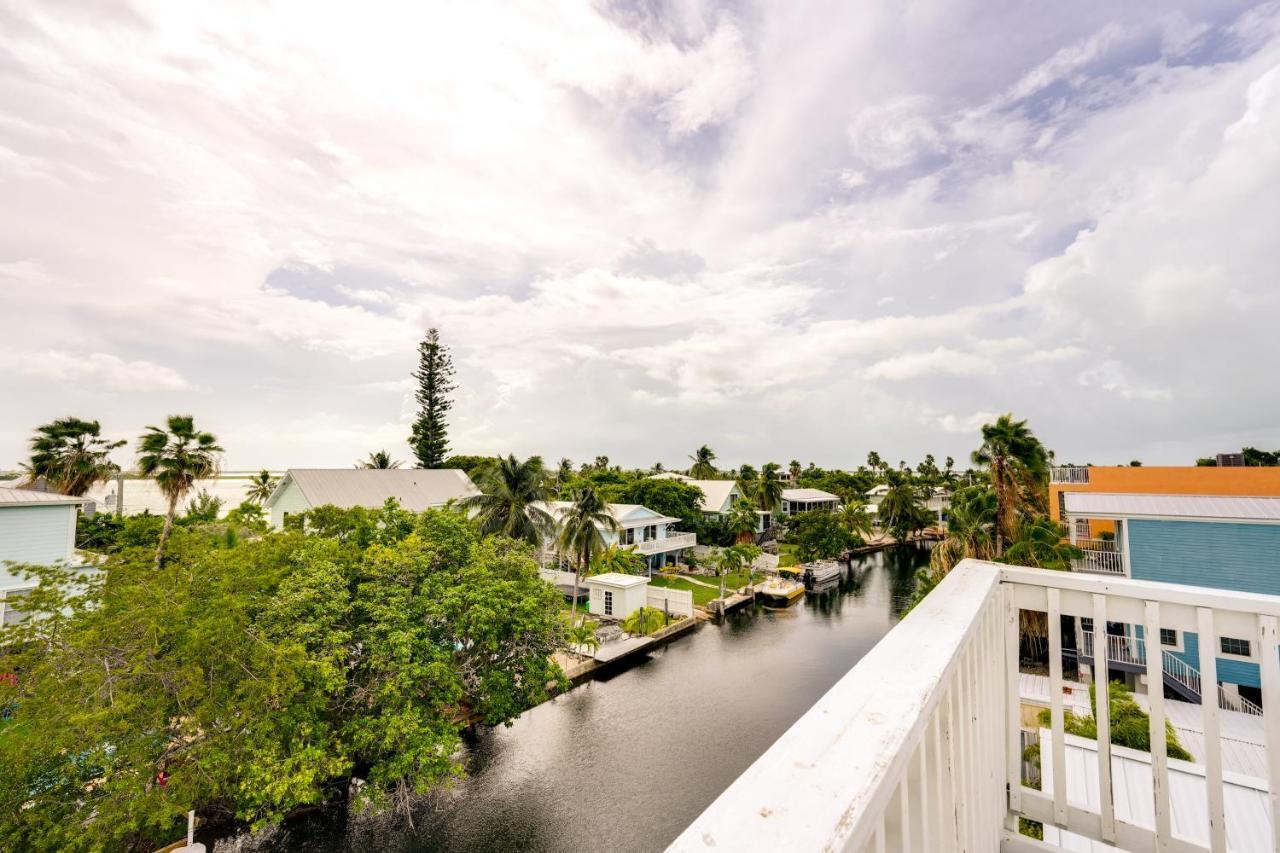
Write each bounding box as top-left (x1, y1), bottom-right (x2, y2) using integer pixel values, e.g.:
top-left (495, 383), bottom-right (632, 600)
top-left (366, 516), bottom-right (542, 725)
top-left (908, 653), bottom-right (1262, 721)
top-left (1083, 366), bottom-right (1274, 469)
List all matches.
top-left (1071, 539), bottom-right (1126, 575)
top-left (630, 531), bottom-right (696, 555)
top-left (671, 560), bottom-right (1280, 852)
top-left (1051, 466), bottom-right (1091, 484)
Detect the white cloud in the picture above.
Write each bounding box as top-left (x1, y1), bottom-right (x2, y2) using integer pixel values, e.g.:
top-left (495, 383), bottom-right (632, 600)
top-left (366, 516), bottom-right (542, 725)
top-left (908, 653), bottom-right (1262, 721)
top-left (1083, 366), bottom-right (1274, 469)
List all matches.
top-left (1, 2), bottom-right (1278, 468)
top-left (6, 350), bottom-right (190, 393)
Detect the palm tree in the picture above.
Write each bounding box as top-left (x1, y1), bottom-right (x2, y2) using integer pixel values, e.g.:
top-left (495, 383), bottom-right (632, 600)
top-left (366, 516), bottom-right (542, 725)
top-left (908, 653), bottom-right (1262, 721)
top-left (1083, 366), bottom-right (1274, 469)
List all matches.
top-left (1001, 517), bottom-right (1082, 571)
top-left (245, 469), bottom-right (277, 503)
top-left (929, 486), bottom-right (997, 574)
top-left (22, 417), bottom-right (125, 496)
top-left (557, 486), bottom-right (619, 620)
top-left (725, 500), bottom-right (759, 544)
top-left (357, 450), bottom-right (402, 469)
top-left (757, 462), bottom-right (785, 515)
top-left (788, 459), bottom-right (802, 484)
top-left (591, 544), bottom-right (646, 576)
top-left (688, 445), bottom-right (717, 479)
top-left (565, 618), bottom-right (600, 657)
top-left (866, 450), bottom-right (884, 473)
top-left (462, 454), bottom-right (555, 547)
top-left (136, 415), bottom-right (223, 568)
top-left (878, 482), bottom-right (929, 542)
top-left (836, 501), bottom-right (874, 540)
top-left (972, 413), bottom-right (1049, 555)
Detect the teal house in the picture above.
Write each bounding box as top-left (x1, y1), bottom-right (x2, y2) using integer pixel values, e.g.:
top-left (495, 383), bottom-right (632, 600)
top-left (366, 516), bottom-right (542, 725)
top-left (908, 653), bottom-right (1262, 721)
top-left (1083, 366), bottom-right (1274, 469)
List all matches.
top-left (1064, 492), bottom-right (1280, 712)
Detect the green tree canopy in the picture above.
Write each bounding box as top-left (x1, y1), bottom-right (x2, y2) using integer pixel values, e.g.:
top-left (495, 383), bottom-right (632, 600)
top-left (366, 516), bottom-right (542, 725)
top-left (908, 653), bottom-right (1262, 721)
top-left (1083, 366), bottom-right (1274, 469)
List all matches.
top-left (22, 417), bottom-right (125, 496)
top-left (619, 477), bottom-right (705, 529)
top-left (786, 510), bottom-right (857, 562)
top-left (0, 508), bottom-right (565, 852)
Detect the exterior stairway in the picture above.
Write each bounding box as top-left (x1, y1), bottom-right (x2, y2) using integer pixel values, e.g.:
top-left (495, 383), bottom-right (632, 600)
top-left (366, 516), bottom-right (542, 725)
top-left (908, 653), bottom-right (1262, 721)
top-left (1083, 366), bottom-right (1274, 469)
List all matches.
top-left (1079, 630), bottom-right (1263, 716)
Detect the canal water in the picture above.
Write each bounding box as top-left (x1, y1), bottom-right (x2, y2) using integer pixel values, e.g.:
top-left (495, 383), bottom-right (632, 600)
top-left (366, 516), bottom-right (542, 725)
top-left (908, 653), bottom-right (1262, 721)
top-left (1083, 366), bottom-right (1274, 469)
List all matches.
top-left (214, 544), bottom-right (930, 853)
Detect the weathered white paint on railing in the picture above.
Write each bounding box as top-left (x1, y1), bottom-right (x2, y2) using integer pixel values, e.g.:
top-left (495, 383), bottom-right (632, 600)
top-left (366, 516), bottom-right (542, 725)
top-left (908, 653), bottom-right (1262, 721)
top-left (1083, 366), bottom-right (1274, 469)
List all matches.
top-left (1051, 466), bottom-right (1091, 484)
top-left (673, 561), bottom-right (1280, 853)
top-left (667, 560), bottom-right (1006, 852)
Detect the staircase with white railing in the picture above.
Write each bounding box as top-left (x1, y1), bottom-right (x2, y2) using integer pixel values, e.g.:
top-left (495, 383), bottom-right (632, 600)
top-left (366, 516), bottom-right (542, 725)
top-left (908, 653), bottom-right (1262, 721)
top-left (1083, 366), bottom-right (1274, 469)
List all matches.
top-left (1080, 629), bottom-right (1262, 717)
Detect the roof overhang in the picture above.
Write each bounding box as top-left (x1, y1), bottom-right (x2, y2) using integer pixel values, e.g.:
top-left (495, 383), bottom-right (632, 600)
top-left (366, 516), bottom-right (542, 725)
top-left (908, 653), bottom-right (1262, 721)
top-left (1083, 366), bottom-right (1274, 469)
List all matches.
top-left (1064, 492), bottom-right (1280, 524)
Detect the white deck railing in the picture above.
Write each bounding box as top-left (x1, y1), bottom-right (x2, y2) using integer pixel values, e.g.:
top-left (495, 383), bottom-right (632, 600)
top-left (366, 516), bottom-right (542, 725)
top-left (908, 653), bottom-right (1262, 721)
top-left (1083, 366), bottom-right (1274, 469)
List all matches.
top-left (1051, 466), bottom-right (1091, 484)
top-left (1070, 539), bottom-right (1127, 575)
top-left (670, 560), bottom-right (1280, 853)
top-left (630, 531), bottom-right (696, 555)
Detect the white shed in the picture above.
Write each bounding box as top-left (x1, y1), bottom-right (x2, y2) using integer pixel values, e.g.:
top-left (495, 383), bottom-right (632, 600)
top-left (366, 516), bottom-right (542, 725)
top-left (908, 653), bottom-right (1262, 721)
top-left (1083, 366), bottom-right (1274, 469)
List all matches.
top-left (585, 573), bottom-right (649, 621)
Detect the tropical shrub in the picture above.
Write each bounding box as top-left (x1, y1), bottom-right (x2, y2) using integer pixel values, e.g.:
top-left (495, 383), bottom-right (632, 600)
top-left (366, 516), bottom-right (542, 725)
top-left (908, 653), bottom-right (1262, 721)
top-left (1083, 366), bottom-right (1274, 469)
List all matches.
top-left (1036, 681), bottom-right (1192, 760)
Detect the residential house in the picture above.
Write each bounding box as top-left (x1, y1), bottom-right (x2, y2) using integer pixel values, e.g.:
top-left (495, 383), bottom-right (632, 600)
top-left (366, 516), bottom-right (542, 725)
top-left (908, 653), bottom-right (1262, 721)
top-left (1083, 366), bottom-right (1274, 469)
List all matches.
top-left (0, 487), bottom-right (87, 627)
top-left (779, 487), bottom-right (839, 516)
top-left (649, 472), bottom-right (768, 530)
top-left (1063, 491), bottom-right (1280, 713)
top-left (538, 500), bottom-right (696, 573)
top-left (264, 468), bottom-right (481, 529)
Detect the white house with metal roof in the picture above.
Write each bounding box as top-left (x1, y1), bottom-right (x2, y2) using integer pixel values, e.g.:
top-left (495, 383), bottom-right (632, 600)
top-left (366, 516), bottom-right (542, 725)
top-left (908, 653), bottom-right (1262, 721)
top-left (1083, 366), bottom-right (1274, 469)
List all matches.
top-left (264, 468), bottom-right (481, 529)
top-left (780, 487), bottom-right (839, 516)
top-left (537, 500), bottom-right (696, 573)
top-left (650, 473), bottom-right (780, 532)
top-left (0, 487), bottom-right (87, 627)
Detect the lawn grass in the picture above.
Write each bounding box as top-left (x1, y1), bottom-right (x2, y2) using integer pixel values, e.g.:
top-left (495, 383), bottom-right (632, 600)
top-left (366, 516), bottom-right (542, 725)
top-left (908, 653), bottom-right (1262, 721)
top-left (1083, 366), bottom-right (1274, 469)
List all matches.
top-left (648, 574), bottom-right (720, 607)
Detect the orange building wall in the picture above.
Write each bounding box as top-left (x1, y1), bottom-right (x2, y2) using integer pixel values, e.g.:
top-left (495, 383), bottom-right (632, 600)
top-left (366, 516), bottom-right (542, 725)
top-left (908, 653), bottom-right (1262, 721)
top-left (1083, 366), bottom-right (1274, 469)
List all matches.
top-left (1049, 467), bottom-right (1280, 538)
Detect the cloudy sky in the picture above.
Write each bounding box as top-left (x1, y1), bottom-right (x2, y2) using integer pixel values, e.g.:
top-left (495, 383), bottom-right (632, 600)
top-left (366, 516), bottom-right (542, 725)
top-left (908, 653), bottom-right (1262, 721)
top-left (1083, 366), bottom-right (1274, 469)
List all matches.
top-left (2, 1), bottom-right (1279, 471)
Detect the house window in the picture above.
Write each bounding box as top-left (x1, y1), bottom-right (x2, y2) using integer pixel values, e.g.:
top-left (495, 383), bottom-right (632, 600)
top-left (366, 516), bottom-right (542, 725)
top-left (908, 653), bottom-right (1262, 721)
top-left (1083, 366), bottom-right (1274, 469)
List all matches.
top-left (1081, 617), bottom-right (1093, 633)
top-left (1221, 637), bottom-right (1252, 657)
top-left (643, 524), bottom-right (657, 541)
top-left (620, 527), bottom-right (635, 545)
top-left (1159, 629), bottom-right (1177, 647)
top-left (603, 590), bottom-right (614, 616)
top-left (1, 590), bottom-right (29, 626)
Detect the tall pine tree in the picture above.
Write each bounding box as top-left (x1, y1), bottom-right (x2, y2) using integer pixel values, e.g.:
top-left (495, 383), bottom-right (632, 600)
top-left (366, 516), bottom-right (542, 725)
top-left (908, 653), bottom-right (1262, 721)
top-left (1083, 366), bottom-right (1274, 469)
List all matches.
top-left (410, 328), bottom-right (456, 468)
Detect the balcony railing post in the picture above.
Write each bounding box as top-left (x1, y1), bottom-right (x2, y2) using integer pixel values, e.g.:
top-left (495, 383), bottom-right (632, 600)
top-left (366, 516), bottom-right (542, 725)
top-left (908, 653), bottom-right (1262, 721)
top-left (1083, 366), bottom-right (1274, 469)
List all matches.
top-left (1196, 607), bottom-right (1228, 853)
top-left (1092, 594), bottom-right (1116, 842)
top-left (1257, 614), bottom-right (1280, 850)
top-left (1142, 600), bottom-right (1172, 849)
top-left (1004, 584), bottom-right (1021, 825)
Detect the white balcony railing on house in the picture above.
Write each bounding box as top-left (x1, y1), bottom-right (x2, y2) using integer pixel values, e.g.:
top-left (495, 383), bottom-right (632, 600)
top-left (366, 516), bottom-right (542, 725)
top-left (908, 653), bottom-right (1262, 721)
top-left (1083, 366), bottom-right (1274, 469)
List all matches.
top-left (629, 531), bottom-right (696, 555)
top-left (669, 560), bottom-right (1280, 852)
top-left (1051, 466), bottom-right (1091, 484)
top-left (1070, 539), bottom-right (1127, 575)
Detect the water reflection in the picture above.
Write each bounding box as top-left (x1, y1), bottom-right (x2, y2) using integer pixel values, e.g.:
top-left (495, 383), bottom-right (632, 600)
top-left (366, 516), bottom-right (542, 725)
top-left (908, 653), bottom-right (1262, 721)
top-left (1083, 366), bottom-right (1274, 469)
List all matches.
top-left (212, 546), bottom-right (931, 853)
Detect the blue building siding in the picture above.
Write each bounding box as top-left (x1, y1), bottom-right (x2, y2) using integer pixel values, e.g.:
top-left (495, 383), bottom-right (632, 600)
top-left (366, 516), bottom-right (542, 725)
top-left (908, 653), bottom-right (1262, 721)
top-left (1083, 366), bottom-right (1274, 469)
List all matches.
top-left (1125, 519), bottom-right (1280, 688)
top-left (1127, 519), bottom-right (1280, 595)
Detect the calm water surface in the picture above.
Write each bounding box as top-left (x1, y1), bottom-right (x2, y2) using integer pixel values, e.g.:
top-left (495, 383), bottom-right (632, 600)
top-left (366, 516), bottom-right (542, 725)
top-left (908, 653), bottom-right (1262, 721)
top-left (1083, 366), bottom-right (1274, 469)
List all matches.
top-left (215, 545), bottom-right (930, 853)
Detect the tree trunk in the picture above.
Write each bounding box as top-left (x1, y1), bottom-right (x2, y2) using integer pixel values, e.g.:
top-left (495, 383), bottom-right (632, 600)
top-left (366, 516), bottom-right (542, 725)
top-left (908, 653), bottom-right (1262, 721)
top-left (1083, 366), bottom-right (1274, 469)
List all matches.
top-left (569, 552), bottom-right (583, 622)
top-left (154, 493), bottom-right (178, 569)
top-left (994, 457), bottom-right (1007, 557)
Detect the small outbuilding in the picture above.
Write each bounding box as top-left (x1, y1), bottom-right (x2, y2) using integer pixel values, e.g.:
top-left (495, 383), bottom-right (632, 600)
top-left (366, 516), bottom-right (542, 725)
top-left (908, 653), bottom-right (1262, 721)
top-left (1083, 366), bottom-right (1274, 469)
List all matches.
top-left (585, 572), bottom-right (649, 621)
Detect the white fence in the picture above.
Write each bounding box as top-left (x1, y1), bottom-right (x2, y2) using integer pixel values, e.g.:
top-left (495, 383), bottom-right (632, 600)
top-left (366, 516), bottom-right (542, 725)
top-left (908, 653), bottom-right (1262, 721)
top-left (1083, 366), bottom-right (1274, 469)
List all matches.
top-left (538, 568), bottom-right (579, 587)
top-left (647, 586), bottom-right (694, 618)
top-left (671, 560), bottom-right (1280, 853)
top-left (1051, 466), bottom-right (1091, 484)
